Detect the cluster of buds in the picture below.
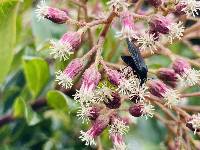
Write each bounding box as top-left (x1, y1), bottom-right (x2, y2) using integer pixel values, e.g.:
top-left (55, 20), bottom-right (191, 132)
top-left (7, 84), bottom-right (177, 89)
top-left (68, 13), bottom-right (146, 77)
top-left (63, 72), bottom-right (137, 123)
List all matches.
top-left (35, 0), bottom-right (200, 149)
top-left (156, 58), bottom-right (200, 88)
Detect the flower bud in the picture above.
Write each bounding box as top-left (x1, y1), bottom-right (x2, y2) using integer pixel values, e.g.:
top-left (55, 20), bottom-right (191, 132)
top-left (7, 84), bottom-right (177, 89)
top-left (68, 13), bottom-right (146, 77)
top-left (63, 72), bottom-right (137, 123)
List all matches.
top-left (79, 114), bottom-right (110, 146)
top-left (74, 65), bottom-right (101, 106)
top-left (186, 113), bottom-right (200, 134)
top-left (35, 0), bottom-right (69, 23)
top-left (105, 68), bottom-right (122, 86)
top-left (157, 68), bottom-right (179, 87)
top-left (56, 59), bottom-right (84, 89)
top-left (104, 92), bottom-right (121, 109)
top-left (82, 65), bottom-right (101, 92)
top-left (173, 3), bottom-right (187, 16)
top-left (50, 32), bottom-right (82, 61)
top-left (172, 58), bottom-right (191, 76)
top-left (110, 133), bottom-right (127, 150)
top-left (172, 58), bottom-right (200, 87)
top-left (148, 0), bottom-right (162, 8)
top-left (116, 11), bottom-right (137, 39)
top-left (148, 80), bottom-right (180, 108)
top-left (150, 15), bottom-right (170, 34)
top-left (129, 103), bottom-right (143, 117)
top-left (174, 0), bottom-right (200, 17)
top-left (148, 80), bottom-right (168, 98)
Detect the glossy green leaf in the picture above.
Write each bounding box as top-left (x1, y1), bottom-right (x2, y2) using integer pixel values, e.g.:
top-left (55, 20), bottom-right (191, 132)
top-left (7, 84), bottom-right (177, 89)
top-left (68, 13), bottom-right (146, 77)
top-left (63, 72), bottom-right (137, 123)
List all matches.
top-left (13, 97), bottom-right (26, 118)
top-left (46, 90), bottom-right (68, 110)
top-left (25, 106), bottom-right (41, 126)
top-left (0, 0), bottom-right (19, 83)
top-left (12, 96), bottom-right (40, 126)
top-left (23, 57), bottom-right (50, 98)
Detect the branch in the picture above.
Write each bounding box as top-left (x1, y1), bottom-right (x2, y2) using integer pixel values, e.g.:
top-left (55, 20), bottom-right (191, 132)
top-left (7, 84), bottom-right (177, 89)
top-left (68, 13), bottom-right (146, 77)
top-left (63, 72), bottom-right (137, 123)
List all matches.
top-left (0, 98), bottom-right (47, 128)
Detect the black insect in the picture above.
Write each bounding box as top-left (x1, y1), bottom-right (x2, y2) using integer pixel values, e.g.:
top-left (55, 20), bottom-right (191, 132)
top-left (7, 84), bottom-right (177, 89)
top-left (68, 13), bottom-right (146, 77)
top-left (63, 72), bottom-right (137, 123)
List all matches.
top-left (121, 39), bottom-right (148, 85)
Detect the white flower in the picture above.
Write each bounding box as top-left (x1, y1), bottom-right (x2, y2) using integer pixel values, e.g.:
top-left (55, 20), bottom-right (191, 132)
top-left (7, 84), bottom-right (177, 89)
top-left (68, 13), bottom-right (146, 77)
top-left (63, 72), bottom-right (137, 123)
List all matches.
top-left (117, 77), bottom-right (136, 96)
top-left (120, 66), bottom-right (134, 78)
top-left (74, 88), bottom-right (95, 107)
top-left (136, 33), bottom-right (157, 54)
top-left (179, 68), bottom-right (200, 87)
top-left (180, 0), bottom-right (200, 17)
top-left (168, 22), bottom-right (185, 43)
top-left (141, 102), bottom-right (155, 119)
top-left (109, 119), bottom-right (129, 136)
top-left (77, 106), bottom-right (93, 124)
top-left (162, 89), bottom-right (180, 108)
top-left (50, 40), bottom-right (74, 61)
top-left (129, 81), bottom-right (149, 102)
top-left (79, 130), bottom-right (96, 146)
top-left (116, 26), bottom-right (138, 39)
top-left (188, 113), bottom-right (200, 134)
top-left (94, 82), bottom-right (113, 103)
top-left (107, 0), bottom-right (129, 11)
top-left (35, 0), bottom-right (49, 21)
top-left (55, 70), bottom-right (73, 89)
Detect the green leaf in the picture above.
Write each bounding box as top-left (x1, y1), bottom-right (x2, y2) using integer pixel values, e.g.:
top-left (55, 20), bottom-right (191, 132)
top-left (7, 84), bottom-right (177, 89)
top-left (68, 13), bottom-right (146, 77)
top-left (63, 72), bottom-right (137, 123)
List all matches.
top-left (23, 57), bottom-right (50, 98)
top-left (25, 107), bottom-right (41, 126)
top-left (13, 97), bottom-right (26, 118)
top-left (12, 97), bottom-right (40, 126)
top-left (0, 0), bottom-right (19, 83)
top-left (46, 90), bottom-right (68, 110)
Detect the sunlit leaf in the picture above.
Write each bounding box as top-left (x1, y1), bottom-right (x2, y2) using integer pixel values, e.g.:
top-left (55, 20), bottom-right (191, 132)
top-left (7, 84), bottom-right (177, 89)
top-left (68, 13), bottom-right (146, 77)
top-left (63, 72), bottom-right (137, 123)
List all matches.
top-left (13, 97), bottom-right (26, 118)
top-left (46, 90), bottom-right (68, 110)
top-left (23, 57), bottom-right (50, 98)
top-left (12, 96), bottom-right (40, 126)
top-left (0, 0), bottom-right (19, 83)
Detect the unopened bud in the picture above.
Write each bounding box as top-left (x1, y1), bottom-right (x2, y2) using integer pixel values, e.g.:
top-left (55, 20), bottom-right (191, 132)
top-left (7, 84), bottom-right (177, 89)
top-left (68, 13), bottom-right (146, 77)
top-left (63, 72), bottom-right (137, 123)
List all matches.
top-left (157, 68), bottom-right (179, 87)
top-left (148, 0), bottom-right (162, 8)
top-left (129, 103), bottom-right (143, 117)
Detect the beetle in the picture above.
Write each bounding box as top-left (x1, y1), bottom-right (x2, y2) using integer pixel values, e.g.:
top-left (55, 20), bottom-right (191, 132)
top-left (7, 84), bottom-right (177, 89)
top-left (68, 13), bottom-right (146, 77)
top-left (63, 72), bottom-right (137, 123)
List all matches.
top-left (121, 39), bottom-right (148, 85)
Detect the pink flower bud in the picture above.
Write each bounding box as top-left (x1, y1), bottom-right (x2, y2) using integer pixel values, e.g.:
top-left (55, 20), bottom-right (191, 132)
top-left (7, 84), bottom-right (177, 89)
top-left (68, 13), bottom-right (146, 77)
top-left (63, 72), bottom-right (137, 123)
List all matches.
top-left (105, 68), bottom-right (122, 86)
top-left (148, 80), bottom-right (168, 98)
top-left (35, 0), bottom-right (69, 23)
top-left (172, 58), bottom-right (191, 76)
top-left (104, 92), bottom-right (121, 109)
top-left (157, 68), bottom-right (179, 87)
top-left (81, 65), bottom-right (101, 92)
top-left (56, 59), bottom-right (84, 89)
top-left (79, 114), bottom-right (110, 145)
top-left (129, 103), bottom-right (143, 117)
top-left (150, 15), bottom-right (170, 34)
top-left (148, 0), bottom-right (162, 8)
top-left (148, 80), bottom-right (180, 107)
top-left (117, 11), bottom-right (137, 39)
top-left (173, 3), bottom-right (187, 16)
top-left (50, 32), bottom-right (82, 61)
top-left (110, 133), bottom-right (127, 150)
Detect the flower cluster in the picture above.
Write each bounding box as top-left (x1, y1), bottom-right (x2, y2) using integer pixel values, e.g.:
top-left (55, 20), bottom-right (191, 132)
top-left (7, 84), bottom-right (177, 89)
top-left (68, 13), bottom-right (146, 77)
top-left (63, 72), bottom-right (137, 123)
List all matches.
top-left (35, 0), bottom-right (200, 148)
